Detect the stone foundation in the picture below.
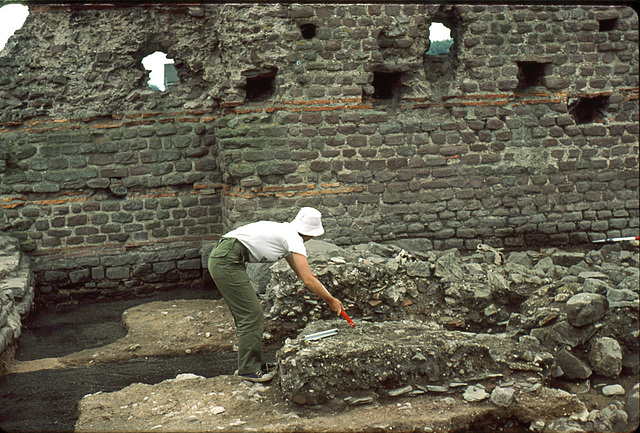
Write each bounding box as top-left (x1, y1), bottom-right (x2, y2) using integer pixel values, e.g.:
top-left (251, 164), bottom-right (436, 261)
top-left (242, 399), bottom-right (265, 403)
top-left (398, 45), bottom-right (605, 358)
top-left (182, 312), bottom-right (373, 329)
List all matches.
top-left (277, 319), bottom-right (555, 405)
top-left (0, 235), bottom-right (35, 374)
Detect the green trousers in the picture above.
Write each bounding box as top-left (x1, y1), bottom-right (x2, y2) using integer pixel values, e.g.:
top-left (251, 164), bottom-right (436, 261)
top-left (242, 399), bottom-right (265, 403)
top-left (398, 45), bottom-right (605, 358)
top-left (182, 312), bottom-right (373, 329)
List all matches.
top-left (207, 237), bottom-right (265, 375)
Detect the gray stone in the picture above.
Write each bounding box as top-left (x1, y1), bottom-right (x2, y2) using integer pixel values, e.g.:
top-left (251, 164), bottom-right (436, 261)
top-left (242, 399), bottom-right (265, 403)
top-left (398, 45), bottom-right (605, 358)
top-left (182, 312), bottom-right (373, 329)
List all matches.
top-left (463, 385), bottom-right (489, 402)
top-left (406, 261), bottom-right (431, 277)
top-left (277, 320), bottom-right (555, 405)
top-left (577, 271), bottom-right (607, 281)
top-left (582, 278), bottom-right (613, 295)
top-left (589, 337), bottom-right (622, 377)
top-left (607, 288), bottom-right (637, 304)
top-left (554, 349), bottom-right (592, 380)
top-left (434, 252), bottom-right (463, 280)
top-left (565, 293), bottom-right (608, 327)
top-left (551, 251), bottom-right (585, 267)
top-left (530, 321), bottom-right (595, 350)
top-left (425, 385), bottom-right (449, 393)
top-left (543, 419), bottom-right (586, 432)
top-left (388, 385), bottom-right (412, 397)
top-left (626, 383), bottom-right (639, 423)
top-left (506, 251), bottom-right (531, 267)
top-left (366, 242), bottom-right (400, 258)
top-left (490, 386), bottom-right (515, 407)
top-left (343, 395), bottom-right (375, 405)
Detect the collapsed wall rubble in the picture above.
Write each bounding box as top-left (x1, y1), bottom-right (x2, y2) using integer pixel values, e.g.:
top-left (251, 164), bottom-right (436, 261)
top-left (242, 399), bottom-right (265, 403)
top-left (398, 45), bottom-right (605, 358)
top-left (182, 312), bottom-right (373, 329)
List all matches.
top-left (266, 240), bottom-right (638, 429)
top-left (278, 319), bottom-right (555, 405)
top-left (0, 235), bottom-right (34, 374)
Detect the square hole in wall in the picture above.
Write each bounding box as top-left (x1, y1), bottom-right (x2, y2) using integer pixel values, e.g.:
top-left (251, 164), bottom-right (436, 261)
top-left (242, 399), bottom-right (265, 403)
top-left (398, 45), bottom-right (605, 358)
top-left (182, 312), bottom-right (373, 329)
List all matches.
top-left (244, 68), bottom-right (277, 102)
top-left (599, 18), bottom-right (618, 31)
top-left (372, 72), bottom-right (402, 100)
top-left (516, 61), bottom-right (549, 91)
top-left (569, 95), bottom-right (610, 124)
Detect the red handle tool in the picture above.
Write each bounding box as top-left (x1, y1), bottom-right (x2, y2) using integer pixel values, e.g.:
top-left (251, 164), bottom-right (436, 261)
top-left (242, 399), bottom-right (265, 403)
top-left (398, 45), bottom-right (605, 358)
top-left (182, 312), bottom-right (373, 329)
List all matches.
top-left (340, 309), bottom-right (355, 328)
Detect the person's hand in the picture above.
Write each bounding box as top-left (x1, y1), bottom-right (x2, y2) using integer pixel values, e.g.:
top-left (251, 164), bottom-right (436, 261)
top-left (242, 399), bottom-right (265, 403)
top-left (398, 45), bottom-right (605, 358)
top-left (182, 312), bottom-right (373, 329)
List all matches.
top-left (328, 297), bottom-right (343, 315)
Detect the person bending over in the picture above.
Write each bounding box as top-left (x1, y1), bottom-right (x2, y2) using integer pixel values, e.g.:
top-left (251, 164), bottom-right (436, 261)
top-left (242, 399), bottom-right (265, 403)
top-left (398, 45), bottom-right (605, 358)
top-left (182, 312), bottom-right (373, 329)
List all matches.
top-left (208, 207), bottom-right (343, 382)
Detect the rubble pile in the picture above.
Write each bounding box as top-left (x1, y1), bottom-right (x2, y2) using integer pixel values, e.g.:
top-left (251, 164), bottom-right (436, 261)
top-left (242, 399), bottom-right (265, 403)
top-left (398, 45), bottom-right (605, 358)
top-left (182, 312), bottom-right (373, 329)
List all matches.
top-left (278, 319), bottom-right (556, 405)
top-left (265, 239), bottom-right (639, 431)
top-left (265, 241), bottom-right (638, 353)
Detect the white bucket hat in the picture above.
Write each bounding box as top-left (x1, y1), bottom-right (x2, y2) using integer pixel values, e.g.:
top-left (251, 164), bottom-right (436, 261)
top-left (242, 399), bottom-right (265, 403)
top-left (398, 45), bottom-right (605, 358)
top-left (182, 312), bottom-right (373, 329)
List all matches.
top-left (290, 207), bottom-right (324, 237)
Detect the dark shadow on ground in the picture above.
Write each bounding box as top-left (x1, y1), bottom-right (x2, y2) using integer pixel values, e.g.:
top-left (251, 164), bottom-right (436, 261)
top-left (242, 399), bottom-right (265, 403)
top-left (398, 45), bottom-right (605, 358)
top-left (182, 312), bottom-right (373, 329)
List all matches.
top-left (0, 287), bottom-right (250, 432)
top-left (0, 352), bottom-right (238, 432)
top-left (17, 288), bottom-right (220, 361)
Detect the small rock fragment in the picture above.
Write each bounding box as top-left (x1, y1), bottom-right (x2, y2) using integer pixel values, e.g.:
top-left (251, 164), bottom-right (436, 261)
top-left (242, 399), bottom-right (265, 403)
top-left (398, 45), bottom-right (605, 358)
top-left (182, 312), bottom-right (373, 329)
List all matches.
top-left (602, 384), bottom-right (625, 396)
top-left (463, 385), bottom-right (489, 402)
top-left (491, 386), bottom-right (515, 407)
top-left (388, 385), bottom-right (412, 397)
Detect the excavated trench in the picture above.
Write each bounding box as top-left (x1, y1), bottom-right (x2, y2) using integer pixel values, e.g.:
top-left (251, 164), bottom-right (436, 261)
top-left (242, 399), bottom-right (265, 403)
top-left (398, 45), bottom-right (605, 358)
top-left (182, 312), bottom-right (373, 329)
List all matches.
top-left (3, 287), bottom-right (531, 433)
top-left (2, 241), bottom-right (638, 432)
top-left (0, 288), bottom-right (256, 432)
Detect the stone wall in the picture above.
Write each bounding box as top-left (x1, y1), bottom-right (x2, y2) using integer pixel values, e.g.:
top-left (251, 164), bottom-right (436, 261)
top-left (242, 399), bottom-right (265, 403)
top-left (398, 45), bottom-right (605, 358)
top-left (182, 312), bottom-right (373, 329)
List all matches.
top-left (0, 235), bottom-right (34, 375)
top-left (0, 3), bottom-right (638, 303)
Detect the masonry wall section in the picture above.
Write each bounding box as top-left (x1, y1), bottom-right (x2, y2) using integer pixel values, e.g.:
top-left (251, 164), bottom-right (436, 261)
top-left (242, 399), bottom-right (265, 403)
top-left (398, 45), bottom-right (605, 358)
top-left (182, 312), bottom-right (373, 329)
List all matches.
top-left (0, 3), bottom-right (638, 304)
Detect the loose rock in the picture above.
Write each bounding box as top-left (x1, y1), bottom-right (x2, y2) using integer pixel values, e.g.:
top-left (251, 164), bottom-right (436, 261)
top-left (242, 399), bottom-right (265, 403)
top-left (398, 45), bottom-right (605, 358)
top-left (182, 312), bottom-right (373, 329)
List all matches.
top-left (589, 337), bottom-right (622, 377)
top-left (490, 386), bottom-right (515, 407)
top-left (601, 384), bottom-right (625, 397)
top-left (566, 293), bottom-right (608, 327)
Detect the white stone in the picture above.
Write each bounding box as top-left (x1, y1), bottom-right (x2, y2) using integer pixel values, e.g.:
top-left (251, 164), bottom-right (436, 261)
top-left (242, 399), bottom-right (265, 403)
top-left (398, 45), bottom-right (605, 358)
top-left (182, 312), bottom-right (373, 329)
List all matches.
top-left (602, 384), bottom-right (626, 396)
top-left (463, 385), bottom-right (489, 402)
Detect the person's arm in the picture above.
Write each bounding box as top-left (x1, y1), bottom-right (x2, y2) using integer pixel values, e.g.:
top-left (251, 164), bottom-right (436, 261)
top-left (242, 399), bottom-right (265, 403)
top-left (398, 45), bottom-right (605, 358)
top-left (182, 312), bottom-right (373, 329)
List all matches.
top-left (285, 252), bottom-right (343, 314)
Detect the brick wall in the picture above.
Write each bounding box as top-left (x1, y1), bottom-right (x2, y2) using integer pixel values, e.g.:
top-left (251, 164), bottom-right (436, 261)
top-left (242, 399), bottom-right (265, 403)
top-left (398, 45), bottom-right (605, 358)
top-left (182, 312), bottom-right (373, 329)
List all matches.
top-left (0, 3), bottom-right (638, 304)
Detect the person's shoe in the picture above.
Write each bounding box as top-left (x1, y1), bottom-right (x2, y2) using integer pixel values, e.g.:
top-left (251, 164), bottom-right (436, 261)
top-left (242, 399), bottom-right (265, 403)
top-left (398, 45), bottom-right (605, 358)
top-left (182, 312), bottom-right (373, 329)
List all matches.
top-left (239, 369), bottom-right (276, 383)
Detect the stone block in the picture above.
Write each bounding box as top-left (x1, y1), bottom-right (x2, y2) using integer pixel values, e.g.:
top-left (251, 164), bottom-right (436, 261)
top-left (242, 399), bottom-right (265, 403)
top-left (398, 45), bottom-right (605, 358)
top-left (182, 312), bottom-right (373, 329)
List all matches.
top-left (277, 320), bottom-right (555, 405)
top-left (566, 293), bottom-right (608, 327)
top-left (555, 348), bottom-right (592, 379)
top-left (589, 337), bottom-right (622, 377)
top-left (105, 266), bottom-right (131, 280)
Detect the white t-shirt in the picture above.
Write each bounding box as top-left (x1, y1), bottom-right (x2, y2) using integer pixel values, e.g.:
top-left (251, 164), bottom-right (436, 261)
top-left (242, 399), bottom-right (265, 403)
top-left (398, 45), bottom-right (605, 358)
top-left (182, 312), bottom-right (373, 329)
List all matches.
top-left (223, 221), bottom-right (307, 263)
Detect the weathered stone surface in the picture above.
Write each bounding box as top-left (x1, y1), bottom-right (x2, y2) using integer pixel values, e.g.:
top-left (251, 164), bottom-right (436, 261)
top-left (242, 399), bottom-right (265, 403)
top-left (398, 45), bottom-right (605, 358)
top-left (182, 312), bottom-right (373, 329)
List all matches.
top-left (491, 386), bottom-right (515, 407)
top-left (0, 235), bottom-right (34, 374)
top-left (566, 293), bottom-right (609, 327)
top-left (464, 385), bottom-right (489, 402)
top-left (277, 320), bottom-right (555, 405)
top-left (554, 349), bottom-right (593, 380)
top-left (626, 384), bottom-right (639, 423)
top-left (589, 337), bottom-right (622, 377)
top-left (551, 251), bottom-right (586, 267)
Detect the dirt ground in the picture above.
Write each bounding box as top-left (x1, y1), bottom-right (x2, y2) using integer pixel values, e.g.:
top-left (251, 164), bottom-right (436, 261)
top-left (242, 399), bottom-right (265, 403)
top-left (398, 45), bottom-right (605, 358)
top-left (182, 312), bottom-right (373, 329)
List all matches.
top-left (74, 374), bottom-right (565, 433)
top-left (3, 291), bottom-right (635, 433)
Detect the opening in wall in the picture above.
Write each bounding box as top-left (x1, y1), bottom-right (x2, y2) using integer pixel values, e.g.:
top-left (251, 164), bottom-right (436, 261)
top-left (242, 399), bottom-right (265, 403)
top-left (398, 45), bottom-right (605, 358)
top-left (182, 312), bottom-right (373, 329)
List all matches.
top-left (425, 22), bottom-right (453, 55)
top-left (569, 95), bottom-right (610, 124)
top-left (243, 68), bottom-right (277, 102)
top-left (423, 12), bottom-right (459, 84)
top-left (299, 23), bottom-right (317, 40)
top-left (516, 61), bottom-right (549, 91)
top-left (0, 4), bottom-right (29, 52)
top-left (599, 18), bottom-right (618, 31)
top-left (372, 72), bottom-right (402, 100)
top-left (142, 51), bottom-right (178, 91)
